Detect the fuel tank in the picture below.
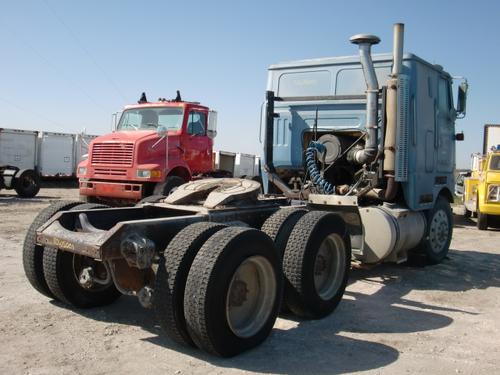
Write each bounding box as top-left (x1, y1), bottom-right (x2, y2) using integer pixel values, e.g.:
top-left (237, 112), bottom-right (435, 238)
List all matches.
top-left (354, 204), bottom-right (426, 263)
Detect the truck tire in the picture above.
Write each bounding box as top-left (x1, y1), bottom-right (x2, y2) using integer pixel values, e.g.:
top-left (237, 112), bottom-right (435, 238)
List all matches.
top-left (43, 248), bottom-right (120, 308)
top-left (42, 202), bottom-right (120, 308)
top-left (261, 208), bottom-right (308, 313)
top-left (136, 194), bottom-right (166, 205)
top-left (417, 195), bottom-right (453, 264)
top-left (477, 211), bottom-right (488, 230)
top-left (153, 176), bottom-right (185, 196)
top-left (283, 211), bottom-right (351, 319)
top-left (153, 222), bottom-right (226, 347)
top-left (14, 169), bottom-right (40, 198)
top-left (261, 208), bottom-right (308, 258)
top-left (184, 227), bottom-right (283, 357)
top-left (22, 200), bottom-right (82, 299)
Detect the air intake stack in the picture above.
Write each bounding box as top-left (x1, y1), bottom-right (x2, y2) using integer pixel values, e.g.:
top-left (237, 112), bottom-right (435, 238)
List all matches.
top-left (349, 34), bottom-right (380, 164)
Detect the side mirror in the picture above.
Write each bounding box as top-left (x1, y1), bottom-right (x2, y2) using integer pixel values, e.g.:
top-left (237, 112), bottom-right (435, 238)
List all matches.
top-left (207, 110), bottom-right (218, 139)
top-left (111, 111), bottom-right (122, 131)
top-left (157, 125), bottom-right (168, 138)
top-left (456, 80), bottom-right (468, 118)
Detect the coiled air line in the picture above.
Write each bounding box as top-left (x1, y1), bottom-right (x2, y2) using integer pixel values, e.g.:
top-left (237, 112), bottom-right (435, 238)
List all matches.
top-left (305, 141), bottom-right (335, 194)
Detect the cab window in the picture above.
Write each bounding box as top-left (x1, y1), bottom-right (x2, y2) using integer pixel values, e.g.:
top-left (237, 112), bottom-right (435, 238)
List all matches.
top-left (438, 78), bottom-right (451, 114)
top-left (490, 155), bottom-right (500, 171)
top-left (187, 111), bottom-right (206, 136)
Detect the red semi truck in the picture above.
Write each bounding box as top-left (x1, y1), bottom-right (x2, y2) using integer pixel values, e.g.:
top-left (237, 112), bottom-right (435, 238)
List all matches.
top-left (77, 93), bottom-right (219, 204)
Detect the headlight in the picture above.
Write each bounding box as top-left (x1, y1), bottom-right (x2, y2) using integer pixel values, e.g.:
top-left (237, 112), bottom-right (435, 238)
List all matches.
top-left (137, 170), bottom-right (162, 178)
top-left (487, 185), bottom-right (500, 202)
top-left (78, 167), bottom-right (87, 175)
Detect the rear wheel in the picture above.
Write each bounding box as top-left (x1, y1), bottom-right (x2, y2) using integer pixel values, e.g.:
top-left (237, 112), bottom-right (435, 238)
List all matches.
top-left (153, 176), bottom-right (185, 196)
top-left (261, 208), bottom-right (308, 313)
top-left (283, 211), bottom-right (351, 319)
top-left (42, 202), bottom-right (120, 308)
top-left (14, 169), bottom-right (40, 198)
top-left (153, 222), bottom-right (226, 347)
top-left (261, 208), bottom-right (308, 258)
top-left (43, 248), bottom-right (120, 308)
top-left (22, 200), bottom-right (82, 299)
top-left (418, 196), bottom-right (453, 264)
top-left (184, 227), bottom-right (282, 357)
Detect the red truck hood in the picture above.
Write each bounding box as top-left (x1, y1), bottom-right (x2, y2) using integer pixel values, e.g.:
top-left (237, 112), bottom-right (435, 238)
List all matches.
top-left (93, 130), bottom-right (158, 143)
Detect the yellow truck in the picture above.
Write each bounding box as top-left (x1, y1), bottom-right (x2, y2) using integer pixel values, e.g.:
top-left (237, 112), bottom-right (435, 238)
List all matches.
top-left (462, 124), bottom-right (500, 229)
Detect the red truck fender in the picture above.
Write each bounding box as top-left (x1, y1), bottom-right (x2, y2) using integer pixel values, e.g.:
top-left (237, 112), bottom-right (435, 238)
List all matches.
top-left (153, 164), bottom-right (192, 196)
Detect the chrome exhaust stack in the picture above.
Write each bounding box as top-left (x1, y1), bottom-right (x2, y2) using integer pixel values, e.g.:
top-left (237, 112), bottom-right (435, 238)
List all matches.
top-left (391, 23), bottom-right (404, 77)
top-left (349, 34), bottom-right (380, 164)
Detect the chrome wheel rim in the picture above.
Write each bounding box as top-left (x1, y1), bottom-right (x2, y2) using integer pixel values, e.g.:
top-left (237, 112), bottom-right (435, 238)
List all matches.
top-left (226, 256), bottom-right (276, 338)
top-left (314, 234), bottom-right (346, 300)
top-left (429, 210), bottom-right (449, 253)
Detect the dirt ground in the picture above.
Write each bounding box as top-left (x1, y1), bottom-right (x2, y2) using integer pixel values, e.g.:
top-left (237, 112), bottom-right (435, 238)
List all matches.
top-left (0, 185), bottom-right (499, 375)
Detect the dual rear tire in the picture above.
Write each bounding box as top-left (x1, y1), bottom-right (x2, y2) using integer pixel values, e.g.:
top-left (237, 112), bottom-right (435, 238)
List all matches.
top-left (262, 209), bottom-right (351, 319)
top-left (22, 201), bottom-right (120, 307)
top-left (153, 223), bottom-right (283, 357)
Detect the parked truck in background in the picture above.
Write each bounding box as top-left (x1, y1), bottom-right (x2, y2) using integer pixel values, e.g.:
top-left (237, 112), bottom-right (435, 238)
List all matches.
top-left (0, 128), bottom-right (41, 197)
top-left (77, 93), bottom-right (221, 205)
top-left (462, 124), bottom-right (500, 229)
top-left (23, 24), bottom-right (468, 357)
top-left (0, 129), bottom-right (98, 198)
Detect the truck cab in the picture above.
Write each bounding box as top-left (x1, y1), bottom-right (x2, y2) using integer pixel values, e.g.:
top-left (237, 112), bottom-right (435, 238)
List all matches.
top-left (77, 96), bottom-right (217, 204)
top-left (464, 142), bottom-right (500, 229)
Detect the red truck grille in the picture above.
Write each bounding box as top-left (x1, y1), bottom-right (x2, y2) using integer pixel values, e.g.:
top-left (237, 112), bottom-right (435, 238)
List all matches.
top-left (91, 142), bottom-right (134, 166)
top-left (93, 168), bottom-right (128, 177)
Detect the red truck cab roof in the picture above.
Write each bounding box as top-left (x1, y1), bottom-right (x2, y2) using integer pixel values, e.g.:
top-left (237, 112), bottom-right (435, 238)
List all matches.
top-left (123, 100), bottom-right (209, 111)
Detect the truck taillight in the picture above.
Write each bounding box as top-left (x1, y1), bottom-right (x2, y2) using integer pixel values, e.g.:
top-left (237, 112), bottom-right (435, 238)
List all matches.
top-left (487, 185), bottom-right (500, 202)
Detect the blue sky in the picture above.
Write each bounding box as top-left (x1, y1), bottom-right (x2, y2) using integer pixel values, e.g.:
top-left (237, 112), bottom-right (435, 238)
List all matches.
top-left (0, 0), bottom-right (497, 168)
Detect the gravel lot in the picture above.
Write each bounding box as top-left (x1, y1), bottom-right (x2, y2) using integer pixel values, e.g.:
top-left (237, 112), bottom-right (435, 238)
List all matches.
top-left (0, 185), bottom-right (499, 375)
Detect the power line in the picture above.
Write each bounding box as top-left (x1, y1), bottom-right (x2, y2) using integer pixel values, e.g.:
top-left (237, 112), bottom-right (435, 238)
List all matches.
top-left (41, 0), bottom-right (129, 103)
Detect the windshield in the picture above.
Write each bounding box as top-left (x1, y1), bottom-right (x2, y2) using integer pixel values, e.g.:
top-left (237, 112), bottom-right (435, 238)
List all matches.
top-left (490, 155), bottom-right (500, 171)
top-left (117, 107), bottom-right (184, 131)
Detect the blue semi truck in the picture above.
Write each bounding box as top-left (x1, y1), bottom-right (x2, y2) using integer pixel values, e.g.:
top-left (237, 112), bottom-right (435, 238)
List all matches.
top-left (23, 23), bottom-right (467, 357)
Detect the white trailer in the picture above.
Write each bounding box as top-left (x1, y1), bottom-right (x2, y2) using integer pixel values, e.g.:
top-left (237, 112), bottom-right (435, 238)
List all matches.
top-left (38, 132), bottom-right (76, 177)
top-left (213, 151), bottom-right (259, 178)
top-left (234, 153), bottom-right (257, 178)
top-left (0, 128), bottom-right (41, 197)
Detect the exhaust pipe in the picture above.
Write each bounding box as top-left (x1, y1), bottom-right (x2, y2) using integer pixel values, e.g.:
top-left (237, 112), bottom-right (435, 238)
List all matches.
top-left (382, 23), bottom-right (405, 201)
top-left (391, 23), bottom-right (404, 77)
top-left (349, 34), bottom-right (380, 165)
